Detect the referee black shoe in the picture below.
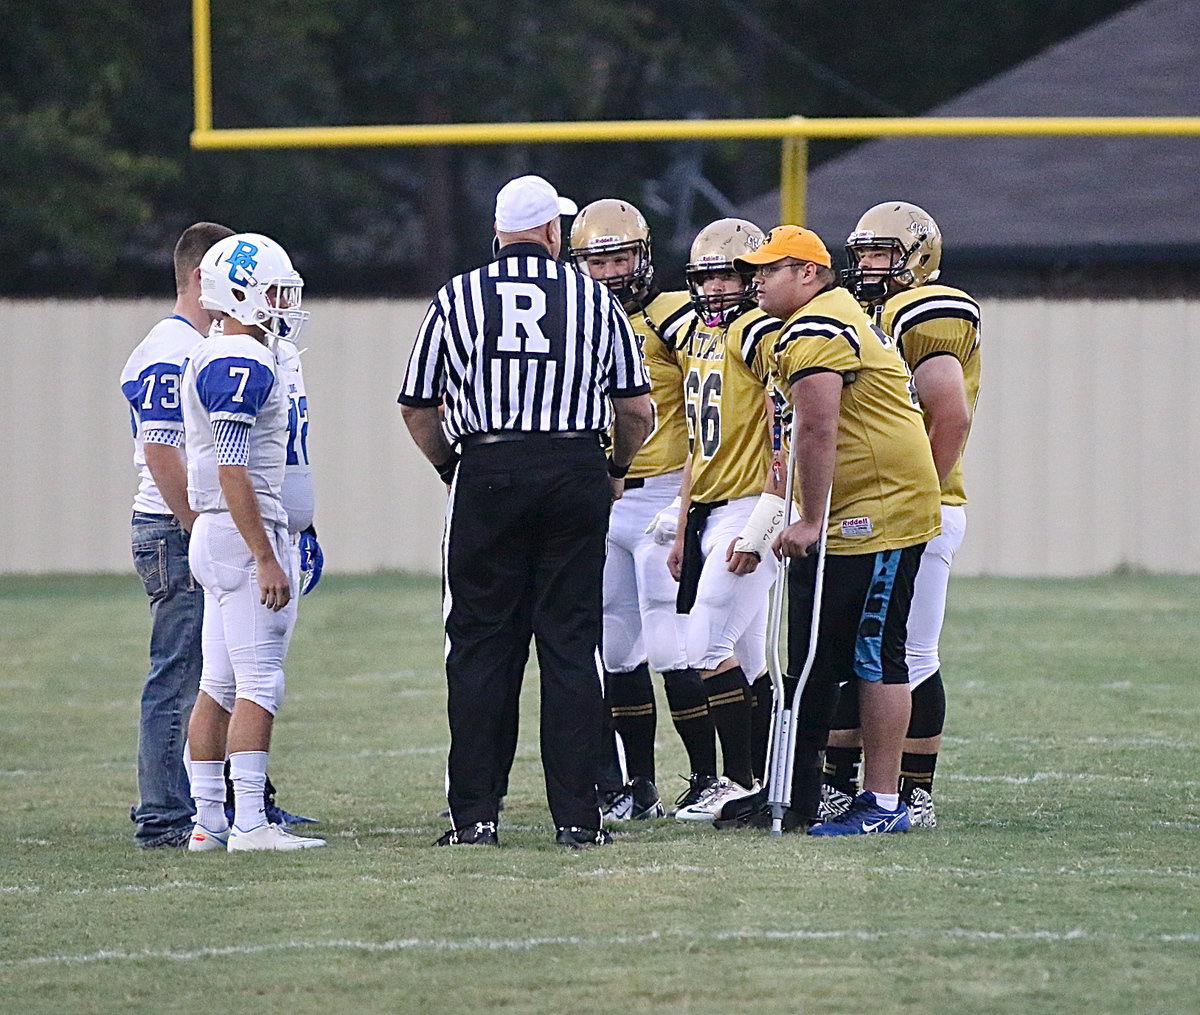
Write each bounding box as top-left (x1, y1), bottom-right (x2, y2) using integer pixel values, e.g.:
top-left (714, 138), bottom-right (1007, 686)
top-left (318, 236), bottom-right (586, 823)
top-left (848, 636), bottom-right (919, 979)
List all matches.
top-left (433, 821), bottom-right (498, 847)
top-left (555, 826), bottom-right (613, 848)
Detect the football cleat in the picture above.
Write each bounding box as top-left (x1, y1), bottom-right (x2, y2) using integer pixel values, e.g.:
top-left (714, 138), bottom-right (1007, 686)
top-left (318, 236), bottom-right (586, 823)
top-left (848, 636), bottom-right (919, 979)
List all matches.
top-left (602, 777), bottom-right (666, 823)
top-left (555, 826), bottom-right (613, 848)
top-left (817, 784), bottom-right (855, 823)
top-left (714, 800), bottom-right (808, 833)
top-left (671, 773), bottom-right (720, 816)
top-left (227, 823), bottom-right (326, 852)
top-left (905, 787), bottom-right (938, 828)
top-left (809, 791), bottom-right (911, 837)
top-left (187, 823), bottom-right (231, 852)
top-left (433, 821), bottom-right (499, 847)
top-left (674, 777), bottom-right (759, 822)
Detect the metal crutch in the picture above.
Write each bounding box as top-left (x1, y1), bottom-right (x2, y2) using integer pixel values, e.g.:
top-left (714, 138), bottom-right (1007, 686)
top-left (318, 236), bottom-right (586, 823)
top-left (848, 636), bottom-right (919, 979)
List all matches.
top-left (764, 408), bottom-right (832, 836)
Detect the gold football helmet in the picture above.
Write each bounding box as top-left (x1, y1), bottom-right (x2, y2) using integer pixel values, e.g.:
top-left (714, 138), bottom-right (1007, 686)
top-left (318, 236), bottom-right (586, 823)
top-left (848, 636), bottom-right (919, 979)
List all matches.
top-left (568, 199), bottom-right (653, 302)
top-left (685, 217), bottom-right (765, 319)
top-left (843, 201), bottom-right (942, 303)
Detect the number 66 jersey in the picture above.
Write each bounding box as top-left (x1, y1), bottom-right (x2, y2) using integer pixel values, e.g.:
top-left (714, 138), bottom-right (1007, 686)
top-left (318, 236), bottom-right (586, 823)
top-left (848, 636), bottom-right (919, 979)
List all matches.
top-left (181, 332), bottom-right (289, 528)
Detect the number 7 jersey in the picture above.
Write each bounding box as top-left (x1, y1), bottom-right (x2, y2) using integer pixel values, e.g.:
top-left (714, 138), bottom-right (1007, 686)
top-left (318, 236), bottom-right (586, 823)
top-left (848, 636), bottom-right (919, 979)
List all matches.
top-left (181, 333), bottom-right (289, 527)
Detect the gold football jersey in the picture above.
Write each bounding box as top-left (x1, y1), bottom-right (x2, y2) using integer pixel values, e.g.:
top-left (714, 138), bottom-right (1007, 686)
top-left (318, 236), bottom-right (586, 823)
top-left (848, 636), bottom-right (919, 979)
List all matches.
top-left (627, 290), bottom-right (693, 479)
top-left (774, 286), bottom-right (940, 554)
top-left (673, 307), bottom-right (784, 504)
top-left (878, 284), bottom-right (980, 506)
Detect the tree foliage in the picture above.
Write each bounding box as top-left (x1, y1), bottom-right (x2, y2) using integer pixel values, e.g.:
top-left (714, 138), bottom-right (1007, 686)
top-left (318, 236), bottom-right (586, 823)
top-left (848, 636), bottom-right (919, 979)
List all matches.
top-left (0, 0), bottom-right (1140, 296)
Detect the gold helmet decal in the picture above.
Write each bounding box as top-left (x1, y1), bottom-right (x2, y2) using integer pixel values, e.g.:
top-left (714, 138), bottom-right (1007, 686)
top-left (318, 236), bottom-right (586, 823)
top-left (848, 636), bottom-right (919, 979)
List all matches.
top-left (568, 199), bottom-right (653, 302)
top-left (843, 201), bottom-right (942, 303)
top-left (685, 217), bottom-right (766, 320)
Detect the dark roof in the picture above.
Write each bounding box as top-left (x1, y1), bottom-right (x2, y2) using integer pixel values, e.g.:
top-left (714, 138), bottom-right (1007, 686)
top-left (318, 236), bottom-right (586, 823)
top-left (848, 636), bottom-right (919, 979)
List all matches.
top-left (738, 0), bottom-right (1200, 264)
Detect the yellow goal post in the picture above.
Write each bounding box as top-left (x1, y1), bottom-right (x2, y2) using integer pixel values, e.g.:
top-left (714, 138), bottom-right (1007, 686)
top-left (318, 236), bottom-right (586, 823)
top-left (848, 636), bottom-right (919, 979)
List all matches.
top-left (192, 0), bottom-right (1200, 224)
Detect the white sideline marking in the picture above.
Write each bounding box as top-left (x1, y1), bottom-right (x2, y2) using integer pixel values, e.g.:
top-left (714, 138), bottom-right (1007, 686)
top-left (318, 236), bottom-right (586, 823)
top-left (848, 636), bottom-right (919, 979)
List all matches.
top-left (950, 771), bottom-right (1200, 787)
top-left (1, 881), bottom-right (247, 897)
top-left (4, 927), bottom-right (1197, 968)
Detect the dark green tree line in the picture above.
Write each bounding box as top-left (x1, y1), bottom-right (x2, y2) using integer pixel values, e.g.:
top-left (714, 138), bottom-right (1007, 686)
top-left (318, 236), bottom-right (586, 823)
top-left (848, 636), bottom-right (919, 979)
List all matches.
top-left (0, 0), bottom-right (1138, 296)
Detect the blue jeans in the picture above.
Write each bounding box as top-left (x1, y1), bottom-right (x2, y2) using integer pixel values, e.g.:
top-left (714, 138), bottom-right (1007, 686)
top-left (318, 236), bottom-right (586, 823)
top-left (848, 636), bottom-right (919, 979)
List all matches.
top-left (131, 512), bottom-right (203, 845)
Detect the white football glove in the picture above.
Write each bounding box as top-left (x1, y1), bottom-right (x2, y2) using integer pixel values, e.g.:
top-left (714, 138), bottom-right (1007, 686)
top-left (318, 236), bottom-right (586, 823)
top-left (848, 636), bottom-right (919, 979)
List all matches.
top-left (645, 496), bottom-right (682, 546)
top-left (732, 493), bottom-right (788, 559)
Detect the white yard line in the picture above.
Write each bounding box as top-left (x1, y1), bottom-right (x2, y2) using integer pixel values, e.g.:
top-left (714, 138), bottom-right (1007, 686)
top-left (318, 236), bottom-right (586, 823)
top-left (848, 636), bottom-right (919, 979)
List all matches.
top-left (4, 927), bottom-right (1197, 968)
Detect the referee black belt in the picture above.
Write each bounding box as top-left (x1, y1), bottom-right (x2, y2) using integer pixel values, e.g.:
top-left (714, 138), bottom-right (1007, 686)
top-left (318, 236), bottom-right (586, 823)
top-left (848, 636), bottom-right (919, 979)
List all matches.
top-left (460, 430), bottom-right (601, 447)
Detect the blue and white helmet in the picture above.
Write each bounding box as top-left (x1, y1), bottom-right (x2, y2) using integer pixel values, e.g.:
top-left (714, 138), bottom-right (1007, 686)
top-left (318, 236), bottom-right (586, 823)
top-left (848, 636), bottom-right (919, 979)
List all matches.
top-left (199, 232), bottom-right (309, 342)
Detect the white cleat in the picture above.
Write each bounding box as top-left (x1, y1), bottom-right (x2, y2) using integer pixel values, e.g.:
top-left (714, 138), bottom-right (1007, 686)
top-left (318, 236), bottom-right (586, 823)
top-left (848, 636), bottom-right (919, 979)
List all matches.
top-left (674, 777), bottom-right (758, 822)
top-left (188, 824), bottom-right (230, 852)
top-left (227, 822), bottom-right (326, 852)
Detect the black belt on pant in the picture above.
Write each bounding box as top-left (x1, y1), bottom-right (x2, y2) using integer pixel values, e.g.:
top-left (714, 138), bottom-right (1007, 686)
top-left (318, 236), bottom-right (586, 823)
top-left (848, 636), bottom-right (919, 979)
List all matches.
top-left (675, 499), bottom-right (728, 614)
top-left (622, 477), bottom-right (646, 490)
top-left (460, 430), bottom-right (601, 447)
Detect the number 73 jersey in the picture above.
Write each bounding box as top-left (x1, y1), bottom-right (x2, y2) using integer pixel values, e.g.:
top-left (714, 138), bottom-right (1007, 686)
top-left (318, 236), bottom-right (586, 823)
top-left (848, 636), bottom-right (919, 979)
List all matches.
top-left (670, 307), bottom-right (784, 504)
top-left (182, 332), bottom-right (290, 528)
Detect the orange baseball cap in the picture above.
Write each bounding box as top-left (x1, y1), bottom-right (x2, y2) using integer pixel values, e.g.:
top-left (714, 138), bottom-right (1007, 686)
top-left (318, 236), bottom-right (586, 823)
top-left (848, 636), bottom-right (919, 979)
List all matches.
top-left (733, 224), bottom-right (832, 270)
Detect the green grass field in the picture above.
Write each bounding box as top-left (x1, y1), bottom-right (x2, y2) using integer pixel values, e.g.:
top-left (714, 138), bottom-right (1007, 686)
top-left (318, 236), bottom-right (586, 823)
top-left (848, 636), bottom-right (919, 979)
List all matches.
top-left (2, 572), bottom-right (1198, 1014)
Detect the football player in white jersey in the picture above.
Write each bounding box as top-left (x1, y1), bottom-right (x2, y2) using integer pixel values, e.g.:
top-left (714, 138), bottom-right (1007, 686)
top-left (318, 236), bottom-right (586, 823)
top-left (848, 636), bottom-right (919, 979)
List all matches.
top-left (120, 221), bottom-right (233, 848)
top-left (183, 232), bottom-right (325, 852)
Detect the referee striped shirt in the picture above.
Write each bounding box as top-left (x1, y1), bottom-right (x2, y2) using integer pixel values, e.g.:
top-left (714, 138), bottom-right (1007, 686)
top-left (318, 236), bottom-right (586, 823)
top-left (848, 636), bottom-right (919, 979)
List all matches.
top-left (398, 242), bottom-right (649, 441)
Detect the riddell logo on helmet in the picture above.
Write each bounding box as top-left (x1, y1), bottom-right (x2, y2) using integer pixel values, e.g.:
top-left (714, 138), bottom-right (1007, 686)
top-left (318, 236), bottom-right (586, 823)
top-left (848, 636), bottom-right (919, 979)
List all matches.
top-left (592, 234), bottom-right (621, 245)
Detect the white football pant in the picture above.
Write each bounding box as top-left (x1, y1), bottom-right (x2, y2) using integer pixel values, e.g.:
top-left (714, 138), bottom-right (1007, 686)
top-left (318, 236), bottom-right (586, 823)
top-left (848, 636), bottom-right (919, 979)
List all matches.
top-left (602, 470), bottom-right (688, 674)
top-left (906, 504), bottom-right (967, 688)
top-left (685, 495), bottom-right (774, 677)
top-left (190, 512), bottom-right (298, 714)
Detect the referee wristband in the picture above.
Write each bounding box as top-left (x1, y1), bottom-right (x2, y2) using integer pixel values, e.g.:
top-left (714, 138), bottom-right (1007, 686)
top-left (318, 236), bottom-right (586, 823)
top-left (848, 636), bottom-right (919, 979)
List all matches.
top-left (434, 452), bottom-right (460, 485)
top-left (607, 457), bottom-right (631, 480)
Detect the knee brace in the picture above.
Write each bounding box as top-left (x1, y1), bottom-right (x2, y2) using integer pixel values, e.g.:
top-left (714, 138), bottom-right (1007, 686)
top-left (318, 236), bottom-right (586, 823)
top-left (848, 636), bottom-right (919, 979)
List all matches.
top-left (907, 670), bottom-right (945, 739)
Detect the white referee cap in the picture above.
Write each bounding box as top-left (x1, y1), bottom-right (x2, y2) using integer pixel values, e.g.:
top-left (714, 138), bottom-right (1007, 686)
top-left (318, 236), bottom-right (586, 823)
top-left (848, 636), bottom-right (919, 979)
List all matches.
top-left (495, 175), bottom-right (578, 232)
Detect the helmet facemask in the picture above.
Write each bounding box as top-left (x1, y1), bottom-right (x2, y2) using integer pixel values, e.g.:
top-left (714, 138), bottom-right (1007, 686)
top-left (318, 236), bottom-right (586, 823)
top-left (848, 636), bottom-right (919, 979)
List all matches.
top-left (685, 263), bottom-right (758, 324)
top-left (685, 217), bottom-right (766, 324)
top-left (842, 237), bottom-right (916, 304)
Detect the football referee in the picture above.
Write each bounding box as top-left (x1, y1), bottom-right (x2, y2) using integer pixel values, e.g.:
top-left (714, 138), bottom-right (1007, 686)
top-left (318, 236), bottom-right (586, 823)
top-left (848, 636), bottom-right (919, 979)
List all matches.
top-left (399, 175), bottom-right (653, 848)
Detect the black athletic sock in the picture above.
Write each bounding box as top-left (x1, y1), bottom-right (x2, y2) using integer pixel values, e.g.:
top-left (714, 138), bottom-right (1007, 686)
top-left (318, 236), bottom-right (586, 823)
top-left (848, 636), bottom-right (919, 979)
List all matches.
top-left (750, 671), bottom-right (774, 785)
top-left (704, 666), bottom-right (754, 789)
top-left (900, 751), bottom-right (937, 804)
top-left (662, 667), bottom-right (717, 777)
top-left (822, 745), bottom-right (862, 797)
top-left (606, 663), bottom-right (657, 783)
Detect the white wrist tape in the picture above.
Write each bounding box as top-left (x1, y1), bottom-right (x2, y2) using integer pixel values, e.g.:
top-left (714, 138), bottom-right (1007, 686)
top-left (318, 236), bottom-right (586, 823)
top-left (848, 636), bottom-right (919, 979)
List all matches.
top-left (645, 496), bottom-right (683, 546)
top-left (732, 493), bottom-right (788, 558)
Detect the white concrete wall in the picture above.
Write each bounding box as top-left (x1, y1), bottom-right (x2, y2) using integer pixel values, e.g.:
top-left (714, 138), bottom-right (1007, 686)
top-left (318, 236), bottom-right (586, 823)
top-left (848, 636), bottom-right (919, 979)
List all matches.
top-left (2, 297), bottom-right (1197, 577)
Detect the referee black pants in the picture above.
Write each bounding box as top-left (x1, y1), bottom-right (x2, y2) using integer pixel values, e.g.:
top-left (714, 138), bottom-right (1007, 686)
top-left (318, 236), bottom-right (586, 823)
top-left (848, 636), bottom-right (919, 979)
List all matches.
top-left (443, 436), bottom-right (610, 830)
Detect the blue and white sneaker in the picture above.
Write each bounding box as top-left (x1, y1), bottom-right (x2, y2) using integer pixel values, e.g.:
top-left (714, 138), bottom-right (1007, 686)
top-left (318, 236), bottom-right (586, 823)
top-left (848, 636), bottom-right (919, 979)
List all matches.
top-left (808, 791), bottom-right (911, 836)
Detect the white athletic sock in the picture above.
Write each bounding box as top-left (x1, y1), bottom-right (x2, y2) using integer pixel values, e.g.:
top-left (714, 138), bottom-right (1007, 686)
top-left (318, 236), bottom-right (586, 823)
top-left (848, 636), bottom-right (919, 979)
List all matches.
top-left (191, 760), bottom-right (228, 832)
top-left (873, 792), bottom-right (900, 811)
top-left (230, 750), bottom-right (269, 830)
